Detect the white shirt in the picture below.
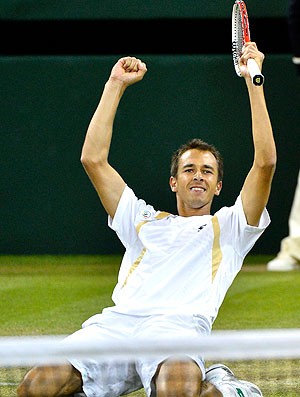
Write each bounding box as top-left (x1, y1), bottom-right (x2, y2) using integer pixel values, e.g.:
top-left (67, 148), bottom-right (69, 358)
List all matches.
top-left (106, 185), bottom-right (270, 327)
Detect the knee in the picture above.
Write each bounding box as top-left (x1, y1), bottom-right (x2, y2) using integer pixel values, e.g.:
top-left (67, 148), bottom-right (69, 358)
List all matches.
top-left (17, 377), bottom-right (35, 397)
top-left (155, 359), bottom-right (202, 397)
top-left (17, 363), bottom-right (82, 397)
top-left (16, 382), bottom-right (30, 397)
top-left (156, 382), bottom-right (201, 397)
top-left (16, 367), bottom-right (42, 397)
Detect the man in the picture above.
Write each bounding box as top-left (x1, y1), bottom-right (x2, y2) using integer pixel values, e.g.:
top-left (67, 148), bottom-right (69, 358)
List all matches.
top-left (267, 169), bottom-right (300, 271)
top-left (17, 42), bottom-right (276, 397)
top-left (267, 0), bottom-right (300, 271)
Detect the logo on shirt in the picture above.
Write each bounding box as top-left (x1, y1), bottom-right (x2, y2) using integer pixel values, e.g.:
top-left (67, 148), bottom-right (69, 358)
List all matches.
top-left (197, 224), bottom-right (207, 232)
top-left (141, 210), bottom-right (151, 219)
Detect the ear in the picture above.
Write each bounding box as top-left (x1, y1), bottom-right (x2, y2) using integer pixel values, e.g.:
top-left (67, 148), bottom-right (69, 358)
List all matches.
top-left (169, 176), bottom-right (177, 192)
top-left (214, 181), bottom-right (222, 196)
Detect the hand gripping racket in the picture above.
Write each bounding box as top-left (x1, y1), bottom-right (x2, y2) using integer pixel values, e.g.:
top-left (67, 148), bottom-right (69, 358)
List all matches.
top-left (232, 0), bottom-right (264, 86)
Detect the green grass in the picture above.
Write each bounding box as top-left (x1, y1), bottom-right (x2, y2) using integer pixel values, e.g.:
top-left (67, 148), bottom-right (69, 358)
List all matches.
top-left (1, 254), bottom-right (299, 335)
top-left (214, 269), bottom-right (300, 329)
top-left (0, 255), bottom-right (119, 335)
top-left (0, 254), bottom-right (299, 396)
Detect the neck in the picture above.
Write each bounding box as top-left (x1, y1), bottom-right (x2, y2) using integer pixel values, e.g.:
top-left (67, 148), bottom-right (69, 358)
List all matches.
top-left (177, 202), bottom-right (211, 217)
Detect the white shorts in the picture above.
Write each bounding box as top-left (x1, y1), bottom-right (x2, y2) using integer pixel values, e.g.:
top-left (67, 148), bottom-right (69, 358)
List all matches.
top-left (64, 311), bottom-right (210, 397)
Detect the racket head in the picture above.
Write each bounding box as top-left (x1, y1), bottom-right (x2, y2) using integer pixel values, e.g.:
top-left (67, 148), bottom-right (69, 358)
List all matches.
top-left (232, 1), bottom-right (251, 77)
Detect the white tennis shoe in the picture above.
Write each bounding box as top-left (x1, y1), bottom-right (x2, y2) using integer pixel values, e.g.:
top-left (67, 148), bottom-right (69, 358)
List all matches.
top-left (267, 256), bottom-right (299, 271)
top-left (205, 363), bottom-right (263, 396)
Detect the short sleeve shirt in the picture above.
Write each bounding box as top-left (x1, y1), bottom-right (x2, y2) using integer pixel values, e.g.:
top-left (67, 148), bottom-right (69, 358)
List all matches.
top-left (106, 185), bottom-right (270, 326)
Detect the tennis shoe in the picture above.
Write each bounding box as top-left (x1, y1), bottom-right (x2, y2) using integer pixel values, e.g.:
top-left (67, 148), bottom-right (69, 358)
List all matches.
top-left (205, 363), bottom-right (263, 396)
top-left (267, 256), bottom-right (299, 271)
top-left (205, 363), bottom-right (236, 383)
top-left (239, 380), bottom-right (263, 396)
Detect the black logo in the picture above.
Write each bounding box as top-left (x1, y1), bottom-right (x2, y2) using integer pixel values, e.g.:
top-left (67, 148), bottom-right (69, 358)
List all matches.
top-left (197, 224), bottom-right (207, 232)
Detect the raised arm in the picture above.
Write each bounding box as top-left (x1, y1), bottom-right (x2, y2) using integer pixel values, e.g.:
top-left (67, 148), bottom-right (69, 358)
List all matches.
top-left (81, 57), bottom-right (147, 218)
top-left (239, 42), bottom-right (277, 226)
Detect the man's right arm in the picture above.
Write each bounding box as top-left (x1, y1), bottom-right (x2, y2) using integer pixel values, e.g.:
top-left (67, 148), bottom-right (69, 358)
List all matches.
top-left (81, 57), bottom-right (147, 219)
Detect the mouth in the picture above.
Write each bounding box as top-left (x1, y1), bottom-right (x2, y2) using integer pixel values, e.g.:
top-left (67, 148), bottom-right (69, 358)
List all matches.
top-left (190, 186), bottom-right (206, 192)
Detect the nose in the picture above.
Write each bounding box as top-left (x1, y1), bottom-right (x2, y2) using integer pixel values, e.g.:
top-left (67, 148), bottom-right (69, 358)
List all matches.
top-left (193, 171), bottom-right (203, 180)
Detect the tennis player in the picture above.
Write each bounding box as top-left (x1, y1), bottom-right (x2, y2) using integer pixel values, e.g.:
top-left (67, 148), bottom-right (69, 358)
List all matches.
top-left (17, 42), bottom-right (275, 397)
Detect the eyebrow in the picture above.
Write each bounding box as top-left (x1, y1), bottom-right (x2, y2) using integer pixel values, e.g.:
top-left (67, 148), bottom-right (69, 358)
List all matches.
top-left (182, 163), bottom-right (215, 171)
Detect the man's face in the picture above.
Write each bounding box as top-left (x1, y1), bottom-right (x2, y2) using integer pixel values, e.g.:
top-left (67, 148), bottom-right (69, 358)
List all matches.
top-left (169, 149), bottom-right (222, 215)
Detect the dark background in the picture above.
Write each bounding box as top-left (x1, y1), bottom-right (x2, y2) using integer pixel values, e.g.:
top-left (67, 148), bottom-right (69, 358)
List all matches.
top-left (1, 1), bottom-right (299, 255)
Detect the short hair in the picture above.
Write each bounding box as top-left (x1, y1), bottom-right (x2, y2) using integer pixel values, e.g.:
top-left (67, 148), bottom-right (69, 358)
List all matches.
top-left (170, 138), bottom-right (224, 182)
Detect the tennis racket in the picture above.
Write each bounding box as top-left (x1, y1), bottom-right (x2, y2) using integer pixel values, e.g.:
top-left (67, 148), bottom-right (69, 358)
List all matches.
top-left (232, 0), bottom-right (264, 86)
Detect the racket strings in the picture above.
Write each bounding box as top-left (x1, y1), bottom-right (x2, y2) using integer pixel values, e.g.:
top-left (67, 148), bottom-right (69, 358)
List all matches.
top-left (232, 6), bottom-right (244, 76)
top-left (231, 0), bottom-right (264, 85)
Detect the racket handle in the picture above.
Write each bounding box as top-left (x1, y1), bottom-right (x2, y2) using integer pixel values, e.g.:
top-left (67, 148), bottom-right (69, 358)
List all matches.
top-left (247, 58), bottom-right (264, 86)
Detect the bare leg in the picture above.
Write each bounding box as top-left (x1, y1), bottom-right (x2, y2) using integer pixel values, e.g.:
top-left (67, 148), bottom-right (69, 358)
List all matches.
top-left (17, 363), bottom-right (82, 397)
top-left (153, 358), bottom-right (221, 397)
top-left (200, 381), bottom-right (222, 397)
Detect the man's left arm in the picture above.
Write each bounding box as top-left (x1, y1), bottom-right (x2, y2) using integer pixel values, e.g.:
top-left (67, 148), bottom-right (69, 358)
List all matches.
top-left (240, 43), bottom-right (277, 226)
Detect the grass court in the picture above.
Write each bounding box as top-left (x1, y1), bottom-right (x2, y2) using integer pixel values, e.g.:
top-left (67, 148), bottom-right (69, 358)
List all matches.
top-left (0, 254), bottom-right (299, 396)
